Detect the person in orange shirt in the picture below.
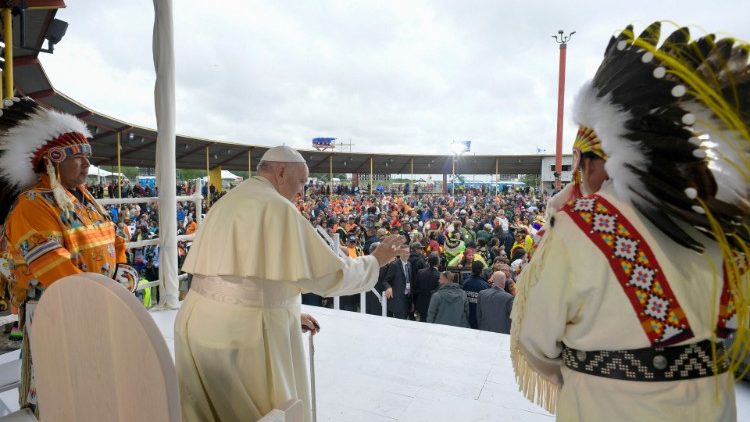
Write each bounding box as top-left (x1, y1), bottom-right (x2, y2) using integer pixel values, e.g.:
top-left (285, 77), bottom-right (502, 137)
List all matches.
top-left (185, 215), bottom-right (198, 235)
top-left (346, 235), bottom-right (363, 258)
top-left (0, 98), bottom-right (132, 413)
top-left (117, 220), bottom-right (131, 243)
top-left (344, 215), bottom-right (358, 233)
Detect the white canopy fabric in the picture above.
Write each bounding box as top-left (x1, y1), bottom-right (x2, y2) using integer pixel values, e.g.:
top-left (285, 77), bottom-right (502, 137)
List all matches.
top-left (220, 170), bottom-right (242, 180)
top-left (200, 170), bottom-right (243, 181)
top-left (87, 164), bottom-right (127, 179)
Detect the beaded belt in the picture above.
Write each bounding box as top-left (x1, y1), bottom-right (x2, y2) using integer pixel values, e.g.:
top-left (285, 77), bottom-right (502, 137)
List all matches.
top-left (562, 340), bottom-right (728, 382)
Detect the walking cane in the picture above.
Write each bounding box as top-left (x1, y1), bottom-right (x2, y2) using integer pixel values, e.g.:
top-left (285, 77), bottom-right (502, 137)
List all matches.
top-left (309, 332), bottom-right (317, 422)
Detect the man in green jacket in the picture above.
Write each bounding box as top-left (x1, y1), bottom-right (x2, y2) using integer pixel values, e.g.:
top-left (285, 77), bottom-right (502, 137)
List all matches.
top-left (426, 271), bottom-right (469, 328)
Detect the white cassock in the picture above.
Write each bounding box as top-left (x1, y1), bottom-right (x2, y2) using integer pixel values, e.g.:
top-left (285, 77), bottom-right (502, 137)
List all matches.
top-left (176, 176), bottom-right (380, 422)
top-left (512, 181), bottom-right (737, 421)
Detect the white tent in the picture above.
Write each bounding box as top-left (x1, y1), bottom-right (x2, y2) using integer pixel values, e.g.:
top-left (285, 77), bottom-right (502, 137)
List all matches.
top-left (87, 164), bottom-right (128, 180)
top-left (200, 170), bottom-right (243, 182)
top-left (220, 170), bottom-right (242, 180)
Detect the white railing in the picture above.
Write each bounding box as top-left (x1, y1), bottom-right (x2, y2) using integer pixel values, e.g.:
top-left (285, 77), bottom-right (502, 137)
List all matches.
top-left (316, 227), bottom-right (387, 317)
top-left (139, 272), bottom-right (189, 290)
top-left (98, 187), bottom-right (391, 315)
top-left (124, 234), bottom-right (195, 250)
top-left (96, 183), bottom-right (203, 294)
top-left (97, 193), bottom-right (203, 225)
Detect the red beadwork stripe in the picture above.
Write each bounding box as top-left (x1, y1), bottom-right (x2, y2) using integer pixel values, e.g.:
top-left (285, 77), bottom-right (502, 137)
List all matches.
top-left (562, 195), bottom-right (694, 347)
top-left (716, 256), bottom-right (745, 338)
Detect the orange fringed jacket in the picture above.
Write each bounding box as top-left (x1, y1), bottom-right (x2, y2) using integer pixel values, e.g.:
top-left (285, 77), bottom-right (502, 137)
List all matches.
top-left (0, 175), bottom-right (127, 306)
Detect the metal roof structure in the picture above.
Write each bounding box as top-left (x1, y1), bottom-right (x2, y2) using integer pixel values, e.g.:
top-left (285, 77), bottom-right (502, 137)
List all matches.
top-left (8, 2), bottom-right (556, 176)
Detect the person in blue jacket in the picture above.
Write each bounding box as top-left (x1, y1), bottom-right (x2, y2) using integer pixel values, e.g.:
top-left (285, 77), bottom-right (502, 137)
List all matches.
top-left (462, 260), bottom-right (490, 328)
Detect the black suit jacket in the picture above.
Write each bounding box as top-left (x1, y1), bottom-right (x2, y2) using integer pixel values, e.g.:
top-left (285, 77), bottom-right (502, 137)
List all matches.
top-left (414, 267), bottom-right (440, 320)
top-left (382, 259), bottom-right (411, 319)
top-left (408, 253), bottom-right (428, 286)
top-left (363, 235), bottom-right (381, 255)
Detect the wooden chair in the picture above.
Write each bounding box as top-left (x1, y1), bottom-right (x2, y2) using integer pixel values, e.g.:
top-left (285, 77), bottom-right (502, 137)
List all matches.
top-left (30, 273), bottom-right (179, 422)
top-left (0, 409), bottom-right (35, 422)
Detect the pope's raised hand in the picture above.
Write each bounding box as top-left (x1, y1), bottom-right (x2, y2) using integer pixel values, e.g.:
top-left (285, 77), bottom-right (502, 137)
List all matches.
top-left (371, 235), bottom-right (409, 267)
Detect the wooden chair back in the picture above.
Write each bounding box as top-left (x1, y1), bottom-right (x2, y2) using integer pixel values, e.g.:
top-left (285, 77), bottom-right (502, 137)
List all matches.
top-left (31, 273), bottom-right (179, 422)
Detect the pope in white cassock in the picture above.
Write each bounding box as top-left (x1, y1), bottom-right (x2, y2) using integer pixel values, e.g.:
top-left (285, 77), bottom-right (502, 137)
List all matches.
top-left (175, 145), bottom-right (406, 422)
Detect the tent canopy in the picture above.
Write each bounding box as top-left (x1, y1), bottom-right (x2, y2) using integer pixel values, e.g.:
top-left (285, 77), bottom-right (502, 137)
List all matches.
top-left (87, 164), bottom-right (127, 179)
top-left (220, 170), bottom-right (242, 180)
top-left (200, 170), bottom-right (243, 181)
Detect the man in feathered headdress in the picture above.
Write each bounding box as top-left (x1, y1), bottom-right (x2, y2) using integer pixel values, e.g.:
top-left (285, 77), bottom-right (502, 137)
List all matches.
top-left (545, 123), bottom-right (610, 219)
top-left (0, 98), bottom-right (132, 412)
top-left (511, 22), bottom-right (749, 420)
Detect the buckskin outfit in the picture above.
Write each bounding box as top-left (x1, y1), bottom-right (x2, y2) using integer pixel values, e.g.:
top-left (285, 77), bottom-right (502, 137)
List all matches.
top-left (511, 22), bottom-right (749, 421)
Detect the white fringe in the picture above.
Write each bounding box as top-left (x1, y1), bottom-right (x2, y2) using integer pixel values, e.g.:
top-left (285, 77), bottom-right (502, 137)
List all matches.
top-left (45, 160), bottom-right (75, 219)
top-left (510, 226), bottom-right (559, 415)
top-left (511, 348), bottom-right (559, 414)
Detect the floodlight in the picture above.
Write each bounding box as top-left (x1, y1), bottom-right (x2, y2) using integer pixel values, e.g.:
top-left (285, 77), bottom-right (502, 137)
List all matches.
top-left (45, 19), bottom-right (68, 46)
top-left (18, 5), bottom-right (69, 54)
top-left (450, 142), bottom-right (465, 155)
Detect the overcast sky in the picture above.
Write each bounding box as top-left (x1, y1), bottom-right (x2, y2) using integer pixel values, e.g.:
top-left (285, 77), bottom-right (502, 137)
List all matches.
top-left (42, 0), bottom-right (749, 156)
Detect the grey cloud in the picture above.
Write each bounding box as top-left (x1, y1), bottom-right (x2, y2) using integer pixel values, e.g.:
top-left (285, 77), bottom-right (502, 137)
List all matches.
top-left (42, 0), bottom-right (750, 159)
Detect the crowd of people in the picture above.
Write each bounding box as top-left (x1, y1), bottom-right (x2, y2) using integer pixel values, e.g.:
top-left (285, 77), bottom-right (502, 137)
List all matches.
top-left (95, 175), bottom-right (544, 331)
top-left (295, 186), bottom-right (547, 334)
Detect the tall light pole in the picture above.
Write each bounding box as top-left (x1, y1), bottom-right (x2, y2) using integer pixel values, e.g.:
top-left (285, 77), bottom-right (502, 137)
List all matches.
top-left (450, 141), bottom-right (467, 196)
top-left (451, 153), bottom-right (456, 196)
top-left (552, 29), bottom-right (574, 191)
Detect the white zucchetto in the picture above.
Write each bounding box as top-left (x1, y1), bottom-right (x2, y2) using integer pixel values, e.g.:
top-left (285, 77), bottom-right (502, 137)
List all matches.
top-left (259, 145), bottom-right (306, 163)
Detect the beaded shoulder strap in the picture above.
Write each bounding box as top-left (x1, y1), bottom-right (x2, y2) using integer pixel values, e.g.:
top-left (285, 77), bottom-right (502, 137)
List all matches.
top-left (716, 254), bottom-right (746, 338)
top-left (562, 195), bottom-right (693, 347)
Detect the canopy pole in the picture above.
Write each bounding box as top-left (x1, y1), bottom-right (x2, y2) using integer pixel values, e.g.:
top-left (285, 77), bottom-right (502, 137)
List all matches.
top-left (410, 157), bottom-right (414, 185)
top-left (451, 155), bottom-right (455, 196)
top-left (153, 0), bottom-right (179, 308)
top-left (495, 158), bottom-right (499, 196)
top-left (117, 132), bottom-right (122, 199)
top-left (369, 156), bottom-right (373, 195)
top-left (329, 154), bottom-right (333, 199)
top-left (248, 148), bottom-right (253, 177)
top-left (3, 8), bottom-right (14, 98)
top-left (206, 147), bottom-right (210, 188)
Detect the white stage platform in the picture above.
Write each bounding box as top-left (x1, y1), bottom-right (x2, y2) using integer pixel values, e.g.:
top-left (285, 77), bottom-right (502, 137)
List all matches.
top-left (1, 305), bottom-right (749, 421)
top-left (154, 305), bottom-right (554, 421)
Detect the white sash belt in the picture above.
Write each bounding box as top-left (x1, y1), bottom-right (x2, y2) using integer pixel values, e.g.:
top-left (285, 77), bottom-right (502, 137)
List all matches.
top-left (191, 274), bottom-right (301, 309)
